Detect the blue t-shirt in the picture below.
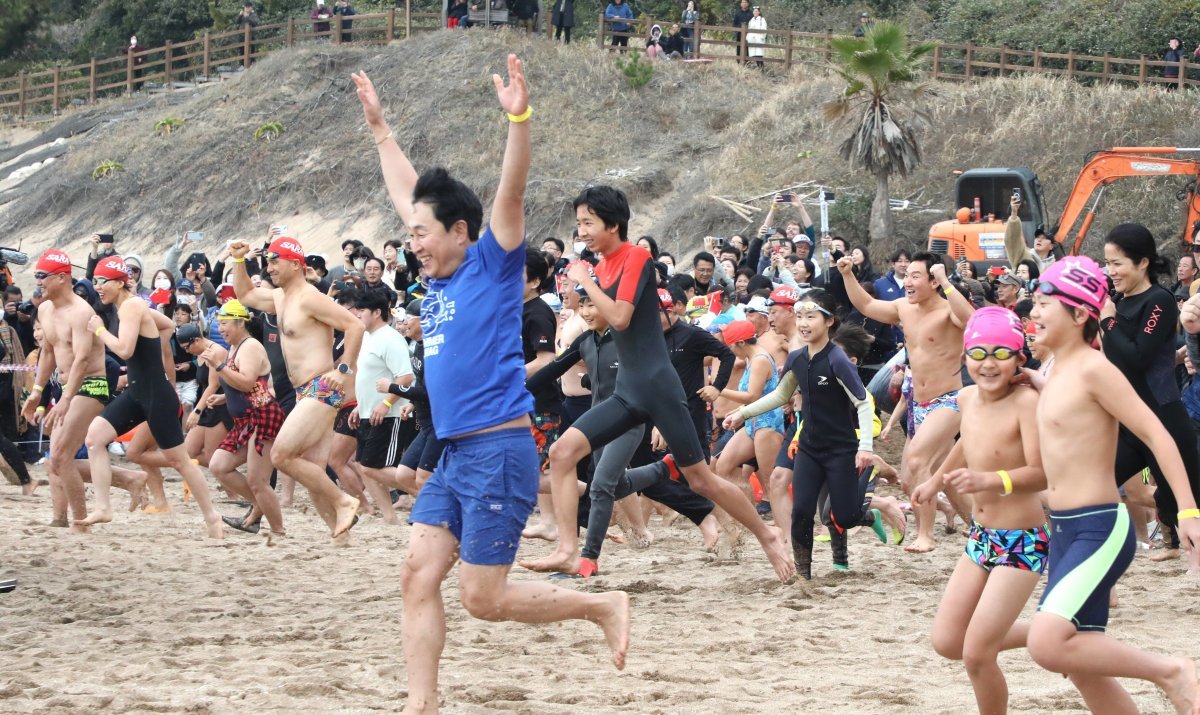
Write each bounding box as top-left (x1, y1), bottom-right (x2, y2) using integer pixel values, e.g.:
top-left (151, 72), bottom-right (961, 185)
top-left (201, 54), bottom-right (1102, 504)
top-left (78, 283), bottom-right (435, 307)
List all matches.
top-left (421, 226), bottom-right (533, 439)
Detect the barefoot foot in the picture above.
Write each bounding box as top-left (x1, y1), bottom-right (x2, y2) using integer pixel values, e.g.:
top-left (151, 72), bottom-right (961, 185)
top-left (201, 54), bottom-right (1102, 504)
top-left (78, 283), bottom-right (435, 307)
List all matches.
top-left (332, 498), bottom-right (360, 538)
top-left (21, 481), bottom-right (37, 496)
top-left (757, 526), bottom-right (796, 582)
top-left (904, 535), bottom-right (936, 554)
top-left (716, 522), bottom-right (744, 561)
top-left (1150, 548), bottom-right (1181, 563)
top-left (521, 521), bottom-right (558, 542)
top-left (592, 591), bottom-right (631, 671)
top-left (1157, 656), bottom-right (1198, 715)
top-left (79, 508), bottom-right (112, 527)
top-left (518, 550), bottom-right (581, 574)
top-left (699, 514), bottom-right (719, 551)
top-left (48, 516), bottom-right (68, 528)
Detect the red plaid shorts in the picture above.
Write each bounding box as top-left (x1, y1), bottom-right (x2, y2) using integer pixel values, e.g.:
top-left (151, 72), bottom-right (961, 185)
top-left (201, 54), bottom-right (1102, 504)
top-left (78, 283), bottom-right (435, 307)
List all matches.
top-left (218, 402), bottom-right (286, 456)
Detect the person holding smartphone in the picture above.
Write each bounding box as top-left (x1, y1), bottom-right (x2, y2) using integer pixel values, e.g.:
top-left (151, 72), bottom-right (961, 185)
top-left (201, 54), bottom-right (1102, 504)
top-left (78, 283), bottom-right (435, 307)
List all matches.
top-left (85, 233), bottom-right (117, 280)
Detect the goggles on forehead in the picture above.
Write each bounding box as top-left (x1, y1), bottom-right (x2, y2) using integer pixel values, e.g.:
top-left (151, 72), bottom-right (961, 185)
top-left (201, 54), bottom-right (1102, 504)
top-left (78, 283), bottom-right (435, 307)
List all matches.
top-left (1036, 280), bottom-right (1097, 316)
top-left (793, 300), bottom-right (832, 316)
top-left (965, 346), bottom-right (1019, 361)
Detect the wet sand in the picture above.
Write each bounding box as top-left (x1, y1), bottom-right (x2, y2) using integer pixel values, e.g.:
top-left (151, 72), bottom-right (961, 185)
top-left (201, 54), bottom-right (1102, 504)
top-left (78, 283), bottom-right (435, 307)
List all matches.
top-left (1, 468), bottom-right (1197, 714)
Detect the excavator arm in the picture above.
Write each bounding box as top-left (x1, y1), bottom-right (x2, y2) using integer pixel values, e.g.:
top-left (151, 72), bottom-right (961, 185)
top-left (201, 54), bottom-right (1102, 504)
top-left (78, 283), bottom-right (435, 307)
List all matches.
top-left (1051, 147), bottom-right (1200, 255)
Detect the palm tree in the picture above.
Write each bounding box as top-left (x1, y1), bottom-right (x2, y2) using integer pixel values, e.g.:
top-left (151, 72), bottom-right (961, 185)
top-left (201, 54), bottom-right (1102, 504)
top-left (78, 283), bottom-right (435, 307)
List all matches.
top-left (824, 21), bottom-right (935, 243)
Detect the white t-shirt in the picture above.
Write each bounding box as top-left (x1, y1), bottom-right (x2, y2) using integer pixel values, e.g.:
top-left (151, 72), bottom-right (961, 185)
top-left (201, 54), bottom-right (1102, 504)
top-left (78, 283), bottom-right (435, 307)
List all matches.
top-left (356, 324), bottom-right (413, 418)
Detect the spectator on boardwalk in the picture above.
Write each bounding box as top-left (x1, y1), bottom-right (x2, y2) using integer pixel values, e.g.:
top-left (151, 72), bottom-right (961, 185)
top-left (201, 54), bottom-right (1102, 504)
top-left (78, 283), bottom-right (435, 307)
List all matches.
top-left (333, 0), bottom-right (356, 42)
top-left (661, 23), bottom-right (687, 59)
top-left (747, 6), bottom-right (766, 68)
top-left (1164, 37), bottom-right (1184, 86)
top-left (311, 0), bottom-right (333, 38)
top-left (123, 35), bottom-right (146, 92)
top-left (606, 0), bottom-right (634, 47)
top-left (449, 0), bottom-right (471, 28)
top-left (853, 11), bottom-right (874, 38)
top-left (732, 0), bottom-right (753, 59)
top-left (682, 1), bottom-right (700, 55)
top-left (236, 2), bottom-right (260, 62)
top-left (551, 0), bottom-right (575, 44)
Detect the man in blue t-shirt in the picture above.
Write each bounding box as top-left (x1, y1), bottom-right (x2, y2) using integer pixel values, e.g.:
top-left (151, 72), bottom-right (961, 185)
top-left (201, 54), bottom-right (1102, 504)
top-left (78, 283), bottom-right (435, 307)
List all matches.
top-left (353, 55), bottom-right (630, 712)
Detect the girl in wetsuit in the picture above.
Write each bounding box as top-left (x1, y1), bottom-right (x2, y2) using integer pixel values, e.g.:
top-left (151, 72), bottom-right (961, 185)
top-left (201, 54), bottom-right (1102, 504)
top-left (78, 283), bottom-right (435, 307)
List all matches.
top-left (713, 319), bottom-right (786, 513)
top-left (82, 256), bottom-right (224, 538)
top-left (1100, 223), bottom-right (1200, 559)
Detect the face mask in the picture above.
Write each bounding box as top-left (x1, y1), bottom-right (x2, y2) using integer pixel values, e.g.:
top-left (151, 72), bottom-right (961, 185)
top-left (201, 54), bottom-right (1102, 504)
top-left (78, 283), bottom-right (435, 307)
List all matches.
top-left (665, 263), bottom-right (675, 276)
top-left (353, 258), bottom-right (366, 271)
top-left (154, 278), bottom-right (170, 290)
top-left (573, 241), bottom-right (586, 255)
top-left (177, 294), bottom-right (195, 306)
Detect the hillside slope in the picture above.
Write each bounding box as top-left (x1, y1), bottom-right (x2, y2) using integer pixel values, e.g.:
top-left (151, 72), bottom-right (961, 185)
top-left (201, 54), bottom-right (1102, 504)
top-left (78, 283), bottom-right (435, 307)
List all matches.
top-left (1, 30), bottom-right (1198, 275)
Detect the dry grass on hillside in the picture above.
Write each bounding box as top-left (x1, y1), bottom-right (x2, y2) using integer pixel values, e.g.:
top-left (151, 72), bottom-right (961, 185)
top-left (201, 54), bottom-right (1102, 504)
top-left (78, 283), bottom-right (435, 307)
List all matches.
top-left (1, 30), bottom-right (1199, 270)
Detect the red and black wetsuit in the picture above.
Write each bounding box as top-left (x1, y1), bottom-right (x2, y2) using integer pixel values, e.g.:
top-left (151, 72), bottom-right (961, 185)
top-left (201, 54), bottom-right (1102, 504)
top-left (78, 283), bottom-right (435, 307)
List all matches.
top-left (570, 242), bottom-right (706, 467)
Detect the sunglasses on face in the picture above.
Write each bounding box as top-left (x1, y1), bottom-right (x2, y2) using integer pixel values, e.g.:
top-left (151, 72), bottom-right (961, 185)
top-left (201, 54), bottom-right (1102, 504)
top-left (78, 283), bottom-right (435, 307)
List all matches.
top-left (965, 346), bottom-right (1019, 361)
top-left (34, 271), bottom-right (51, 280)
top-left (92, 277), bottom-right (121, 286)
top-left (794, 301), bottom-right (832, 316)
top-left (128, 267), bottom-right (141, 274)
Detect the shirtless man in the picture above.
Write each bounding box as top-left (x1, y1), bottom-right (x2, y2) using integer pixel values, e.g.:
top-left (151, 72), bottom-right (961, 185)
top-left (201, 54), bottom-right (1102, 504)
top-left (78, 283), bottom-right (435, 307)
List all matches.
top-left (22, 250), bottom-right (133, 531)
top-left (840, 253), bottom-right (974, 552)
top-left (744, 295), bottom-right (790, 368)
top-left (80, 256), bottom-right (223, 538)
top-left (230, 235), bottom-right (364, 539)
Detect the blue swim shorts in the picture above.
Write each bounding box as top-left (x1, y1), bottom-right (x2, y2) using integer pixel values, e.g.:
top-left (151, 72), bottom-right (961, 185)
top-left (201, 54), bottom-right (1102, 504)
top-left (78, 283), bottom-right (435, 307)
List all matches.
top-left (1037, 503), bottom-right (1135, 632)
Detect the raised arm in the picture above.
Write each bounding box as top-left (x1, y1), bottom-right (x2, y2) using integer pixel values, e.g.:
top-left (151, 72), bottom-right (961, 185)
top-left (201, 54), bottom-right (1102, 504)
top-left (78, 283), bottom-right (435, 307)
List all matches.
top-left (227, 241), bottom-right (275, 313)
top-left (353, 70), bottom-right (420, 227)
top-left (837, 257), bottom-right (900, 325)
top-left (929, 262), bottom-right (975, 328)
top-left (490, 54), bottom-right (532, 252)
top-left (1003, 196), bottom-right (1035, 270)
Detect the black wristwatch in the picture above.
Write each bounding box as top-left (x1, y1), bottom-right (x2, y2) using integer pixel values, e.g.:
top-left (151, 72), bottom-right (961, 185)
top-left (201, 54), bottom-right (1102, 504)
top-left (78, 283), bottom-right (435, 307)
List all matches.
top-left (337, 363), bottom-right (353, 375)
top-left (215, 360), bottom-right (227, 372)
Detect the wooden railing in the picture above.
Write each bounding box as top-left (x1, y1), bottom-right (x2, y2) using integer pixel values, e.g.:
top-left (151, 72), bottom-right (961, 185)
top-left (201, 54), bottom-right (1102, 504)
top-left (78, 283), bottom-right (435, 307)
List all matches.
top-left (597, 16), bottom-right (1200, 90)
top-left (0, 3), bottom-right (443, 121)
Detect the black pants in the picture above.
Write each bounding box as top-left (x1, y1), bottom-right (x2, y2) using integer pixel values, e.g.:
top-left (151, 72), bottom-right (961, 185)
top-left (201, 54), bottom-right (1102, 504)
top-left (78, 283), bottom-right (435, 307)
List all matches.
top-left (1115, 399), bottom-right (1199, 548)
top-left (555, 24), bottom-right (572, 43)
top-left (611, 35), bottom-right (628, 47)
top-left (792, 447), bottom-right (874, 541)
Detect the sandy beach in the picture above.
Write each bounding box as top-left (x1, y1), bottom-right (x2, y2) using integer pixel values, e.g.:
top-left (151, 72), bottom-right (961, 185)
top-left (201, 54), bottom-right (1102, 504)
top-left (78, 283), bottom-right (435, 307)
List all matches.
top-left (1, 464), bottom-right (1197, 714)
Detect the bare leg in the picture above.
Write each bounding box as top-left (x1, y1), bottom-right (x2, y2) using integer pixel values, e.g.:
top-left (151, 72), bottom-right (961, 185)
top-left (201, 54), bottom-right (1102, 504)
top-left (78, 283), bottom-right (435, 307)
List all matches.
top-left (48, 396), bottom-right (104, 530)
top-left (247, 435), bottom-right (284, 534)
top-left (767, 466), bottom-right (793, 545)
top-left (209, 447), bottom-right (255, 503)
top-left (520, 428), bottom-right (590, 568)
top-left (270, 400), bottom-right (358, 537)
top-left (521, 493), bottom-right (559, 540)
top-left (161, 443), bottom-right (224, 539)
top-left (961, 566), bottom-right (1041, 713)
top-left (80, 417), bottom-right (120, 526)
top-left (359, 465), bottom-right (400, 524)
top-left (901, 408), bottom-right (959, 553)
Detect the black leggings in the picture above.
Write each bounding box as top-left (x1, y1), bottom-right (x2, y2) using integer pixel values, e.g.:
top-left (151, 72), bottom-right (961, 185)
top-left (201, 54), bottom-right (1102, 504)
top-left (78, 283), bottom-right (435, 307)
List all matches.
top-left (1114, 399), bottom-right (1200, 548)
top-left (572, 391), bottom-right (706, 469)
top-left (791, 448), bottom-right (875, 542)
top-left (99, 380), bottom-right (184, 450)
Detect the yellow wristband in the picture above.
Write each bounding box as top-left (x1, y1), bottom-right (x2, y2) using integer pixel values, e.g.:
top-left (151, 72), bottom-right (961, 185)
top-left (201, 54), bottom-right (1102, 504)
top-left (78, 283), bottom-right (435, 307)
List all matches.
top-left (375, 130), bottom-right (393, 145)
top-left (506, 106), bottom-right (533, 124)
top-left (997, 470), bottom-right (1013, 496)
top-left (1178, 508), bottom-right (1200, 521)
top-left (95, 327), bottom-right (106, 336)
top-left (233, 257), bottom-right (245, 263)
top-left (35, 406), bottom-right (45, 413)
top-left (30, 384), bottom-right (43, 393)
top-left (383, 399), bottom-right (394, 408)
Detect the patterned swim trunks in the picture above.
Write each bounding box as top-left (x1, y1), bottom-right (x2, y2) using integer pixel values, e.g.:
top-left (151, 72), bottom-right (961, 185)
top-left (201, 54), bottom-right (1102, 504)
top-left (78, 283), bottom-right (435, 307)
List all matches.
top-left (965, 521), bottom-right (1050, 574)
top-left (530, 411), bottom-right (561, 471)
top-left (912, 389), bottom-right (959, 432)
top-left (78, 374), bottom-right (111, 406)
top-left (295, 374), bottom-right (348, 410)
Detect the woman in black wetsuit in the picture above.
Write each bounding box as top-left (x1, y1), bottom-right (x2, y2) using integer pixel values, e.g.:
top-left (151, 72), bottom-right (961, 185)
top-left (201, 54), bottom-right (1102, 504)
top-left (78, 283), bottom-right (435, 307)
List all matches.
top-left (1101, 223), bottom-right (1200, 559)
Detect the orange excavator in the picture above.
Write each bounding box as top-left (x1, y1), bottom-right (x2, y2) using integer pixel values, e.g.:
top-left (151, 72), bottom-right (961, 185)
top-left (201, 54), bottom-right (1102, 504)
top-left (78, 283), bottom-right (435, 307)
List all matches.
top-left (927, 147), bottom-right (1200, 262)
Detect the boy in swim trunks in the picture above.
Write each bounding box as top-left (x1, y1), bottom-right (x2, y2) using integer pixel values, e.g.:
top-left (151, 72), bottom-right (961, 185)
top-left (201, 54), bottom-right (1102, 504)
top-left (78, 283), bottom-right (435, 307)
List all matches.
top-left (1026, 256), bottom-right (1200, 714)
top-left (914, 307), bottom-right (1048, 714)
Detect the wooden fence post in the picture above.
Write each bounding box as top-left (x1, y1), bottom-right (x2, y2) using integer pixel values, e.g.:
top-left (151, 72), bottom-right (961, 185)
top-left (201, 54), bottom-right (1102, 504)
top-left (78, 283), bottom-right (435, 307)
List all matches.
top-left (405, 0), bottom-right (412, 39)
top-left (333, 15), bottom-right (342, 45)
top-left (740, 26), bottom-right (747, 63)
top-left (1138, 54), bottom-right (1147, 86)
top-left (203, 32), bottom-right (211, 79)
top-left (964, 41), bottom-right (974, 81)
top-left (784, 30), bottom-right (794, 71)
top-left (598, 13), bottom-right (604, 49)
top-left (692, 17), bottom-right (701, 59)
top-left (1067, 49), bottom-right (1075, 80)
top-left (17, 72), bottom-right (26, 119)
top-left (126, 51), bottom-right (134, 95)
top-left (243, 25), bottom-right (252, 68)
top-left (1033, 46), bottom-right (1042, 73)
top-left (164, 41), bottom-right (173, 90)
top-left (386, 8), bottom-right (395, 41)
top-left (823, 29), bottom-right (832, 62)
top-left (52, 65), bottom-right (61, 113)
top-left (89, 58), bottom-right (97, 103)
top-left (1102, 51), bottom-right (1110, 83)
top-left (286, 17), bottom-right (295, 46)
top-left (931, 44), bottom-right (941, 80)
top-left (1179, 54), bottom-right (1187, 90)
top-left (999, 45), bottom-right (1007, 77)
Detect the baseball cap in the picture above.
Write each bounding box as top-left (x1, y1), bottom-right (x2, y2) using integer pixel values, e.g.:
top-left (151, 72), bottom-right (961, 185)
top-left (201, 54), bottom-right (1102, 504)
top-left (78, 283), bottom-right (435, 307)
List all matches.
top-left (540, 292), bottom-right (563, 314)
top-left (964, 306), bottom-right (1024, 352)
top-left (175, 323), bottom-right (202, 344)
top-left (305, 254), bottom-right (328, 274)
top-left (217, 299), bottom-right (250, 320)
top-left (792, 235), bottom-right (813, 245)
top-left (35, 249), bottom-right (73, 275)
top-left (176, 278), bottom-right (196, 294)
top-left (744, 296), bottom-right (770, 315)
top-left (767, 286), bottom-right (800, 306)
top-left (721, 320), bottom-right (756, 345)
top-left (267, 237), bottom-right (305, 263)
top-left (996, 273), bottom-right (1023, 288)
top-left (1037, 256), bottom-right (1107, 319)
top-left (405, 299), bottom-right (422, 317)
top-left (93, 256), bottom-right (130, 281)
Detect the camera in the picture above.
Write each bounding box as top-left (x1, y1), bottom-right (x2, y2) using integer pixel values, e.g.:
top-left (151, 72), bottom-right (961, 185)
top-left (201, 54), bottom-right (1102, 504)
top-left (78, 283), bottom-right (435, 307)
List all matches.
top-left (713, 237), bottom-right (726, 249)
top-left (17, 301), bottom-right (34, 315)
top-left (820, 190), bottom-right (835, 202)
top-left (763, 227), bottom-right (778, 237)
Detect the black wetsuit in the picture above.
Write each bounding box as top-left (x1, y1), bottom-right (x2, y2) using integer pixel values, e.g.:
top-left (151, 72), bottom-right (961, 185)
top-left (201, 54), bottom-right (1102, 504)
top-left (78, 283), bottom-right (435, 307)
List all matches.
top-left (663, 318), bottom-right (736, 461)
top-left (1103, 284), bottom-right (1200, 545)
top-left (396, 339), bottom-right (445, 473)
top-left (571, 242), bottom-right (706, 467)
top-left (259, 313), bottom-right (296, 416)
top-left (99, 334), bottom-right (184, 449)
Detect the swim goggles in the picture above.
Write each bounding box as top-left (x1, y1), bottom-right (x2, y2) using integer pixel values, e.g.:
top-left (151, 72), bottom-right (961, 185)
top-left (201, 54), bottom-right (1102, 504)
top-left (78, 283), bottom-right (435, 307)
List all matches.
top-left (965, 346), bottom-right (1019, 361)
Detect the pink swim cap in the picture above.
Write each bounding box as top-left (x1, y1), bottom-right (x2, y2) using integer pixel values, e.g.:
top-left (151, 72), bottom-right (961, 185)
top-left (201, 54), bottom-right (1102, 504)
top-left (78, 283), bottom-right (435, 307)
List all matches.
top-left (1037, 256), bottom-right (1108, 318)
top-left (964, 307), bottom-right (1024, 352)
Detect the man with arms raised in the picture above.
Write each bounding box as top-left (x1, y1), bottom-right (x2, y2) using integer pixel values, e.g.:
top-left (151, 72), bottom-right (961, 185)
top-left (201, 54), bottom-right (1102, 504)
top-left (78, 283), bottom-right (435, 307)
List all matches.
top-left (22, 249), bottom-right (132, 530)
top-left (228, 235), bottom-right (364, 539)
top-left (839, 252), bottom-right (974, 552)
top-left (354, 54), bottom-right (629, 713)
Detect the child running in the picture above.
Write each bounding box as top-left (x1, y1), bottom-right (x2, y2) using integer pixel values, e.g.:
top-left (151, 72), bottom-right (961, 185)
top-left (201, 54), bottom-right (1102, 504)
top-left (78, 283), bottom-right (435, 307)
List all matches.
top-left (1026, 256), bottom-right (1200, 714)
top-left (914, 307), bottom-right (1047, 714)
top-left (725, 289), bottom-right (881, 579)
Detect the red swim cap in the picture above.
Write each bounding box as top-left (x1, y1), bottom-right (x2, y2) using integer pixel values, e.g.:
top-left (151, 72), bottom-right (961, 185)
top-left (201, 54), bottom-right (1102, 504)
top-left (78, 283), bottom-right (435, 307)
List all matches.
top-left (93, 256), bottom-right (130, 281)
top-left (267, 237), bottom-right (305, 263)
top-left (36, 249), bottom-right (73, 275)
